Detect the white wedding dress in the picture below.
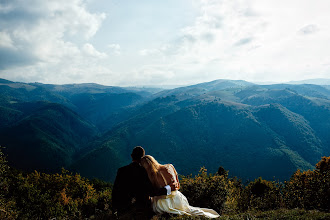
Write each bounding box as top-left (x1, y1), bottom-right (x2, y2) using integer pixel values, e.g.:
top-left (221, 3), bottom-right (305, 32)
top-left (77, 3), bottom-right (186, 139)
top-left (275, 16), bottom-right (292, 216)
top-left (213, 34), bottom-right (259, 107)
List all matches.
top-left (152, 164), bottom-right (220, 219)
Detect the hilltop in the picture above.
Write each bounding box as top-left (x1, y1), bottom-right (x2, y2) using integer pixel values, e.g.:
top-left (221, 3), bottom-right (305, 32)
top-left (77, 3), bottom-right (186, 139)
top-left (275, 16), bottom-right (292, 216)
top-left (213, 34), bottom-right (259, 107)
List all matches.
top-left (0, 78), bottom-right (329, 181)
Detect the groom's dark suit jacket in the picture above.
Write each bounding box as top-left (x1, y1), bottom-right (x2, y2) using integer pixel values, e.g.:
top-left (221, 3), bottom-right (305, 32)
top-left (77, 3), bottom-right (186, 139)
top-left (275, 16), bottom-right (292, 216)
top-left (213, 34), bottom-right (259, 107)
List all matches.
top-left (112, 161), bottom-right (167, 212)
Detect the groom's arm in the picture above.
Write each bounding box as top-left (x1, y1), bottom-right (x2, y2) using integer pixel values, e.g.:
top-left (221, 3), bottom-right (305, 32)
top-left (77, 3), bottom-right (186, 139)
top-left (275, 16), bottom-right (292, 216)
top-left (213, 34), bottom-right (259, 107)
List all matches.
top-left (140, 168), bottom-right (166, 196)
top-left (151, 186), bottom-right (168, 196)
top-left (141, 167), bottom-right (179, 196)
top-left (151, 181), bottom-right (179, 196)
top-left (144, 175), bottom-right (167, 196)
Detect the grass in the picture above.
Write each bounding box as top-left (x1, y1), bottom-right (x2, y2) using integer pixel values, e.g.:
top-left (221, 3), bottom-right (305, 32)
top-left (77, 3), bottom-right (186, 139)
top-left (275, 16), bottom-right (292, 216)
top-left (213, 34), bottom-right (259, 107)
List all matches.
top-left (150, 209), bottom-right (330, 220)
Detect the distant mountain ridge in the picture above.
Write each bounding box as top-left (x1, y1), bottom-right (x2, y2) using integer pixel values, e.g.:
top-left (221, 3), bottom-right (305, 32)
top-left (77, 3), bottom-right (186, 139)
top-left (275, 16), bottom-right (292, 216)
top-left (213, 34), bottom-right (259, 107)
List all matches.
top-left (287, 78), bottom-right (330, 85)
top-left (0, 78), bottom-right (329, 181)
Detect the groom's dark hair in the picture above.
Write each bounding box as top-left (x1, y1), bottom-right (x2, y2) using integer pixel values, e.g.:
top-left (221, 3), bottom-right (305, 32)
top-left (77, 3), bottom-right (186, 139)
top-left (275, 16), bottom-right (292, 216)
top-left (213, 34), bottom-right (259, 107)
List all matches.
top-left (131, 146), bottom-right (145, 161)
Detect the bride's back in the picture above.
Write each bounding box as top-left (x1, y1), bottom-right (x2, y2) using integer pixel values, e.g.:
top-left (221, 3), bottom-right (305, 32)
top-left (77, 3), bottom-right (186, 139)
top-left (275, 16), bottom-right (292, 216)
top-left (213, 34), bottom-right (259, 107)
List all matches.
top-left (156, 164), bottom-right (178, 188)
top-left (140, 155), bottom-right (180, 189)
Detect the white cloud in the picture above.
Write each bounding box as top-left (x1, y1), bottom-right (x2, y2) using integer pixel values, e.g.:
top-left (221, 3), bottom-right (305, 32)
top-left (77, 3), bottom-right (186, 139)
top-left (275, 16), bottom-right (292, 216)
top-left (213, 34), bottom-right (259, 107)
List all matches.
top-left (1, 0), bottom-right (330, 86)
top-left (124, 65), bottom-right (176, 86)
top-left (0, 0), bottom-right (108, 83)
top-left (0, 31), bottom-right (15, 49)
top-left (83, 43), bottom-right (107, 58)
top-left (107, 44), bottom-right (121, 55)
top-left (139, 48), bottom-right (158, 56)
top-left (299, 24), bottom-right (319, 35)
top-left (132, 0), bottom-right (330, 84)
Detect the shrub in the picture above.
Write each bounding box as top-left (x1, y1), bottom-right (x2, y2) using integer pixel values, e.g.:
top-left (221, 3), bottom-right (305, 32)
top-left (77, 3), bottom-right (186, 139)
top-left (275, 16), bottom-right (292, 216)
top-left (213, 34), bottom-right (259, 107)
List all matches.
top-left (5, 169), bottom-right (97, 219)
top-left (0, 147), bottom-right (17, 219)
top-left (239, 177), bottom-right (283, 211)
top-left (180, 167), bottom-right (229, 214)
top-left (284, 156), bottom-right (330, 212)
top-left (221, 176), bottom-right (244, 214)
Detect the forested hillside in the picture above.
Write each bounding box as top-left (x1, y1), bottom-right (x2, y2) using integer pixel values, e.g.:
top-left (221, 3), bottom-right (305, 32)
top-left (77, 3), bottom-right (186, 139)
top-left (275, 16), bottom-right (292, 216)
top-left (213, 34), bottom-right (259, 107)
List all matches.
top-left (0, 78), bottom-right (329, 182)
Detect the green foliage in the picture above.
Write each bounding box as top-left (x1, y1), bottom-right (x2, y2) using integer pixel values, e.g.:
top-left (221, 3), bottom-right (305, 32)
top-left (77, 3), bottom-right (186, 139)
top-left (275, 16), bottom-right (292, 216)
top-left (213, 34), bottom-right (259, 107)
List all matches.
top-left (238, 178), bottom-right (283, 212)
top-left (316, 156), bottom-right (330, 173)
top-left (1, 159), bottom-right (113, 219)
top-left (0, 106), bottom-right (23, 129)
top-left (284, 156), bottom-right (330, 212)
top-left (6, 169), bottom-right (96, 219)
top-left (176, 157), bottom-right (330, 216)
top-left (0, 147), bottom-right (17, 219)
top-left (0, 147), bottom-right (8, 178)
top-left (70, 92), bottom-right (144, 131)
top-left (76, 94), bottom-right (328, 182)
top-left (217, 166), bottom-right (228, 177)
top-left (0, 102), bottom-right (98, 172)
top-left (180, 167), bottom-right (229, 214)
top-left (2, 152), bottom-right (330, 219)
top-left (2, 79), bottom-right (330, 183)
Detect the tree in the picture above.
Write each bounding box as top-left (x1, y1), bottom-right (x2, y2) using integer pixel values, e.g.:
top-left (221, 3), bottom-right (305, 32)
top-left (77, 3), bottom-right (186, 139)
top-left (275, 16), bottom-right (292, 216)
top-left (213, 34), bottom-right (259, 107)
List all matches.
top-left (284, 156), bottom-right (330, 212)
top-left (0, 147), bottom-right (17, 219)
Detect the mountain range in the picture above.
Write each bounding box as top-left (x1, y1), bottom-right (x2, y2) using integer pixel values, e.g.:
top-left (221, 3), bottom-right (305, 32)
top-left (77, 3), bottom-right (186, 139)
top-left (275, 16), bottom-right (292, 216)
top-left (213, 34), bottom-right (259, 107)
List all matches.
top-left (0, 78), bottom-right (329, 182)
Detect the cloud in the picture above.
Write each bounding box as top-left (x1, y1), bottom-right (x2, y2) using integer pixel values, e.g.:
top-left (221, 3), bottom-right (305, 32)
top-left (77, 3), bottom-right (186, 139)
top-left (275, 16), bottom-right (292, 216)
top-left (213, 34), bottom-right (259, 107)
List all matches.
top-left (234, 37), bottom-right (254, 47)
top-left (125, 65), bottom-right (176, 86)
top-left (0, 32), bottom-right (15, 49)
top-left (1, 0), bottom-right (330, 86)
top-left (0, 0), bottom-right (106, 73)
top-left (132, 0), bottom-right (330, 84)
top-left (107, 44), bottom-right (121, 55)
top-left (83, 43), bottom-right (107, 58)
top-left (299, 24), bottom-right (319, 35)
top-left (139, 48), bottom-right (158, 56)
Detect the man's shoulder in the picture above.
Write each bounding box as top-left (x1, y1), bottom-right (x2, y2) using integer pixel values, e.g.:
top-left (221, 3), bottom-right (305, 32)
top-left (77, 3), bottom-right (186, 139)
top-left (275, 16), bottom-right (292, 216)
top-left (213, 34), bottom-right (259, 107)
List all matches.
top-left (118, 164), bottom-right (131, 171)
top-left (117, 162), bottom-right (143, 173)
top-left (115, 162), bottom-right (149, 184)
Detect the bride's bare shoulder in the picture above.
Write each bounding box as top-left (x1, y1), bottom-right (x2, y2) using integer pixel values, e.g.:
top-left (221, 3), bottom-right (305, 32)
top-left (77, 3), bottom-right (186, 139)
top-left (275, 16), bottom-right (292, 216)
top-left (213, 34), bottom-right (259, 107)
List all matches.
top-left (164, 163), bottom-right (174, 169)
top-left (164, 164), bottom-right (176, 173)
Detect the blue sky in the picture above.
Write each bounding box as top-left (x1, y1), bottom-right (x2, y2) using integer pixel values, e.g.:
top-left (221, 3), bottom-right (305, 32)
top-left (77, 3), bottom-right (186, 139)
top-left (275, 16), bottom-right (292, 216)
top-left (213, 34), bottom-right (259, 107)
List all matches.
top-left (0, 0), bottom-right (330, 86)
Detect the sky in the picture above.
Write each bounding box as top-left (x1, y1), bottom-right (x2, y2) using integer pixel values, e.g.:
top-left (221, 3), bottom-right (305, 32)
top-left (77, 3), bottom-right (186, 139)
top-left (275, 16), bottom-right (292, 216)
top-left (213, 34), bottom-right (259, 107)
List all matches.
top-left (0, 0), bottom-right (330, 86)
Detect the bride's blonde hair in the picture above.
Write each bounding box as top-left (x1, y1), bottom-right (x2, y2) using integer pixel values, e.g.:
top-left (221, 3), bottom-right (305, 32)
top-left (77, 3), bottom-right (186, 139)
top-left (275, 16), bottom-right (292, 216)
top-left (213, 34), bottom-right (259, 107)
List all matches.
top-left (141, 155), bottom-right (162, 187)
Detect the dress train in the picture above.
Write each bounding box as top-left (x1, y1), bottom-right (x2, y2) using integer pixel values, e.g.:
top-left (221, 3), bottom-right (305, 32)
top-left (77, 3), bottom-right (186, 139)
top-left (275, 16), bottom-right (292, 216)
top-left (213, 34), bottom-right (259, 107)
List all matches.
top-left (152, 190), bottom-right (220, 218)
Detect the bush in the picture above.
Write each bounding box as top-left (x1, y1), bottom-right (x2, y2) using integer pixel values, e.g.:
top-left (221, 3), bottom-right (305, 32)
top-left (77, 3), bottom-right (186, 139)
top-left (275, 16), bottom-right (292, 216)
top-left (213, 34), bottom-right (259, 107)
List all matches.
top-left (0, 147), bottom-right (17, 219)
top-left (6, 169), bottom-right (97, 219)
top-left (2, 166), bottom-right (114, 219)
top-left (239, 177), bottom-right (283, 211)
top-left (284, 156), bottom-right (330, 212)
top-left (2, 148), bottom-right (330, 218)
top-left (180, 167), bottom-right (229, 214)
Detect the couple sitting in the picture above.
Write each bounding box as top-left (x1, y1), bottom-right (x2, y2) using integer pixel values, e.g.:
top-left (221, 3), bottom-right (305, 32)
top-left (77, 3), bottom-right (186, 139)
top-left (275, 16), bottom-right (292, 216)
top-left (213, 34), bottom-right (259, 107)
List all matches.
top-left (112, 146), bottom-right (219, 219)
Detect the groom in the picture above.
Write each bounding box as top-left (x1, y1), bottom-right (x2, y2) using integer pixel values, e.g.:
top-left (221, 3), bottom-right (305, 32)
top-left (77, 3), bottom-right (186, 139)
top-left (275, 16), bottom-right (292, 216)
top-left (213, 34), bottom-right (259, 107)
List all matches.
top-left (112, 146), bottom-right (178, 219)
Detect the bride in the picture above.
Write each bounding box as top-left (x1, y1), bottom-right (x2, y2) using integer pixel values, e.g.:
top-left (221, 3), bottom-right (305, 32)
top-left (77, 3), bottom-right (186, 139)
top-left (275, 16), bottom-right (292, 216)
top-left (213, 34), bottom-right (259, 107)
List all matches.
top-left (140, 155), bottom-right (220, 218)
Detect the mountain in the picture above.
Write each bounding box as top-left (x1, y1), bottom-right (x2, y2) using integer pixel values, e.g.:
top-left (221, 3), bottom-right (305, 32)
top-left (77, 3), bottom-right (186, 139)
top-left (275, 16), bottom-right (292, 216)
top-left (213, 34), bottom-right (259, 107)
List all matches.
top-left (0, 79), bottom-right (72, 108)
top-left (71, 95), bottom-right (183, 180)
top-left (0, 102), bottom-right (98, 172)
top-left (35, 82), bottom-right (129, 95)
top-left (287, 78), bottom-right (330, 85)
top-left (1, 78), bottom-right (329, 182)
top-left (72, 82), bottom-right (330, 182)
top-left (69, 92), bottom-right (145, 131)
top-left (0, 105), bottom-right (24, 129)
top-left (73, 95), bottom-right (327, 182)
top-left (155, 79), bottom-right (254, 99)
top-left (238, 87), bottom-right (330, 149)
top-left (0, 78), bottom-right (160, 172)
top-left (0, 79), bottom-right (153, 131)
top-left (264, 84), bottom-right (330, 99)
